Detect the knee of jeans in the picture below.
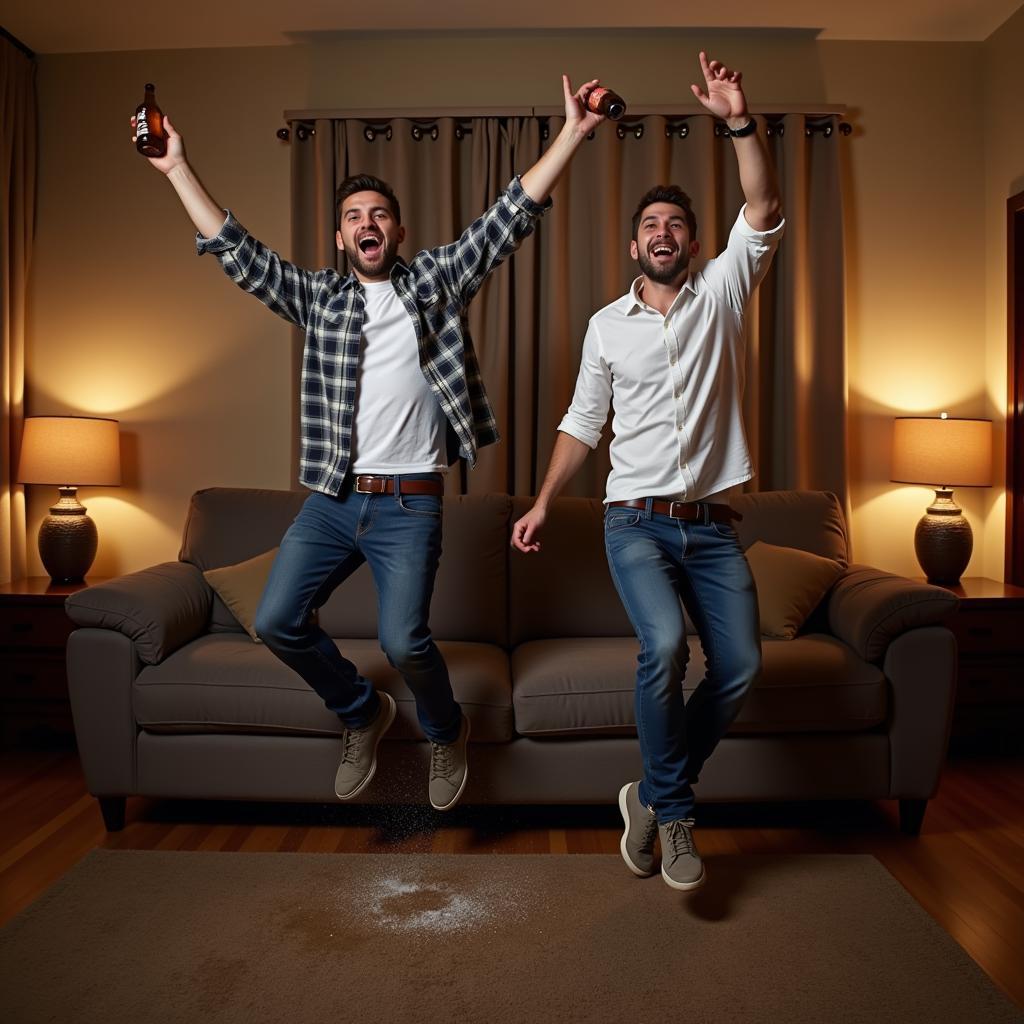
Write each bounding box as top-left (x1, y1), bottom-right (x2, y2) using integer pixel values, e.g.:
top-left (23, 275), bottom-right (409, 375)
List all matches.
top-left (253, 604), bottom-right (301, 648)
top-left (643, 633), bottom-right (688, 673)
top-left (721, 647), bottom-right (762, 695)
top-left (380, 634), bottom-right (429, 671)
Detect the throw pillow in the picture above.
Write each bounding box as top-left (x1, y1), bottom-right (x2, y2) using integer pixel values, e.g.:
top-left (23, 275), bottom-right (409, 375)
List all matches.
top-left (745, 540), bottom-right (845, 640)
top-left (202, 548), bottom-right (279, 642)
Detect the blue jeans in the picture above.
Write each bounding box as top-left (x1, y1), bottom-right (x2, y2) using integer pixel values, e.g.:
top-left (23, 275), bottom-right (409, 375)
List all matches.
top-left (604, 500), bottom-right (761, 822)
top-left (253, 476), bottom-right (462, 744)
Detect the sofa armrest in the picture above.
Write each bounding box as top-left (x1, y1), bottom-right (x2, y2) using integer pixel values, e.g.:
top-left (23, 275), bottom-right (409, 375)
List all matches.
top-left (64, 561), bottom-right (212, 665)
top-left (827, 564), bottom-right (958, 663)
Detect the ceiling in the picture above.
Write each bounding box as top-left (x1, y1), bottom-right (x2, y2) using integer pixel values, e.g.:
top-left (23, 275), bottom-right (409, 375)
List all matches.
top-left (4, 0), bottom-right (1023, 54)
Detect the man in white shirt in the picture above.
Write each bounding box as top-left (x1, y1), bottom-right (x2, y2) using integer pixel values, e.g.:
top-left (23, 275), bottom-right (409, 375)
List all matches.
top-left (512, 53), bottom-right (784, 890)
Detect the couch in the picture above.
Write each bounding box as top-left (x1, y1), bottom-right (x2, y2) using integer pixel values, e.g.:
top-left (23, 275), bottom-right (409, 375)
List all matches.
top-left (64, 488), bottom-right (959, 835)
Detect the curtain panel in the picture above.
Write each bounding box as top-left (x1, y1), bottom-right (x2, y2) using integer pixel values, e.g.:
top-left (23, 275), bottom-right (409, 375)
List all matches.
top-left (0, 35), bottom-right (37, 584)
top-left (290, 113), bottom-right (846, 501)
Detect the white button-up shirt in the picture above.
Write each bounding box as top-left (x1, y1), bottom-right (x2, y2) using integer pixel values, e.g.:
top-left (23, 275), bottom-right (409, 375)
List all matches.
top-left (558, 206), bottom-right (784, 503)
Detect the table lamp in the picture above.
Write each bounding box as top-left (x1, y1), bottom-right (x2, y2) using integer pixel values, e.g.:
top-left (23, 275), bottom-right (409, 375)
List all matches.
top-left (16, 416), bottom-right (122, 583)
top-left (890, 414), bottom-right (992, 585)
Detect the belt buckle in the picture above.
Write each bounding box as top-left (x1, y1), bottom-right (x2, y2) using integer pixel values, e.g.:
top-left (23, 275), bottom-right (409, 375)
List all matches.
top-left (354, 475), bottom-right (382, 494)
top-left (667, 500), bottom-right (685, 520)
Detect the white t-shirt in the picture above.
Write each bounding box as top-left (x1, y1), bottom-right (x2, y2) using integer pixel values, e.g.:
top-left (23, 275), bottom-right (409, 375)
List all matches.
top-left (350, 280), bottom-right (448, 474)
top-left (558, 205), bottom-right (784, 503)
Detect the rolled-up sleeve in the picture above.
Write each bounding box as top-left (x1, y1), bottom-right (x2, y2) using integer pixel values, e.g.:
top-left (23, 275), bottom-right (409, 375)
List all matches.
top-left (557, 319), bottom-right (611, 450)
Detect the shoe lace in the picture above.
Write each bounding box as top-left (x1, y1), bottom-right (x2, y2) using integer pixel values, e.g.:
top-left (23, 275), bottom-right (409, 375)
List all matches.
top-left (641, 809), bottom-right (659, 845)
top-left (430, 740), bottom-right (456, 779)
top-left (340, 726), bottom-right (367, 766)
top-left (663, 818), bottom-right (696, 861)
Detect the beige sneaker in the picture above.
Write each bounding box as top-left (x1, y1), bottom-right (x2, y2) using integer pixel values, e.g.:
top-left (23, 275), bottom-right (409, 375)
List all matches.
top-left (334, 691), bottom-right (397, 800)
top-left (428, 714), bottom-right (470, 811)
top-left (618, 782), bottom-right (659, 877)
top-left (659, 818), bottom-right (705, 891)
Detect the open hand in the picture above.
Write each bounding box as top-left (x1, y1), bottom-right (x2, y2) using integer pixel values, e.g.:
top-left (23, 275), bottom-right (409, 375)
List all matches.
top-left (690, 52), bottom-right (748, 124)
top-left (130, 112), bottom-right (186, 173)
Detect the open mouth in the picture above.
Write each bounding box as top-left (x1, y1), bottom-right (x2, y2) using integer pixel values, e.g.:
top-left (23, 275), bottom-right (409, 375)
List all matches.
top-left (649, 242), bottom-right (677, 259)
top-left (358, 234), bottom-right (383, 257)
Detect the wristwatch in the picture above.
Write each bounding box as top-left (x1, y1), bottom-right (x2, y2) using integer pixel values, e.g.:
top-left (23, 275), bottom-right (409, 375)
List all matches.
top-left (728, 118), bottom-right (757, 138)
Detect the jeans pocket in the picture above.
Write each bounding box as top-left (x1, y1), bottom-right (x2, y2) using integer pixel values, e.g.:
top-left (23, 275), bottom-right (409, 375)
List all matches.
top-left (709, 518), bottom-right (738, 539)
top-left (398, 494), bottom-right (442, 517)
top-left (605, 510), bottom-right (641, 531)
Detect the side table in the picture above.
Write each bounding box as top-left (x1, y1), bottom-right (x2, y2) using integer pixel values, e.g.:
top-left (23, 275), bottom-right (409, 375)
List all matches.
top-left (931, 577), bottom-right (1024, 751)
top-left (0, 577), bottom-right (108, 748)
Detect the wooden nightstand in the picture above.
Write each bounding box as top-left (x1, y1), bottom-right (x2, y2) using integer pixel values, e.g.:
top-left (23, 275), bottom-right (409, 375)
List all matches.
top-left (931, 577), bottom-right (1024, 750)
top-left (0, 577), bottom-right (109, 748)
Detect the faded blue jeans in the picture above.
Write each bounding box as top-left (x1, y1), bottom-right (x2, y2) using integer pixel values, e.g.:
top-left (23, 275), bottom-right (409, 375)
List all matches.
top-left (253, 476), bottom-right (462, 744)
top-left (604, 500), bottom-right (761, 822)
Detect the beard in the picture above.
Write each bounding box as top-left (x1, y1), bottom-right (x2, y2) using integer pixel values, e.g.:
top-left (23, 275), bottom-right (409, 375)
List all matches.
top-left (346, 235), bottom-right (401, 279)
top-left (636, 245), bottom-right (691, 285)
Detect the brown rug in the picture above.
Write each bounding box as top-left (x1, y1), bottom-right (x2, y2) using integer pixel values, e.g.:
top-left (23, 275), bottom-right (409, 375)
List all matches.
top-left (1, 851), bottom-right (1020, 1023)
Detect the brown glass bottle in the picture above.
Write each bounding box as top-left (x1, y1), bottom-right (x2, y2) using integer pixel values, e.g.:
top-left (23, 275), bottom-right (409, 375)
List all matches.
top-left (583, 85), bottom-right (627, 121)
top-left (135, 84), bottom-right (167, 158)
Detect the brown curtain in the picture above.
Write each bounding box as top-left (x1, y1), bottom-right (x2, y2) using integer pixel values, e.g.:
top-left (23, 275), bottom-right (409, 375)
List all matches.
top-left (290, 112), bottom-right (846, 501)
top-left (0, 35), bottom-right (37, 584)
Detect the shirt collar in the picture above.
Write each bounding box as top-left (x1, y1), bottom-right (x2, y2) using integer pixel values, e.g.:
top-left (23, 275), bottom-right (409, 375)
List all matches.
top-left (624, 272), bottom-right (698, 315)
top-left (339, 256), bottom-right (411, 292)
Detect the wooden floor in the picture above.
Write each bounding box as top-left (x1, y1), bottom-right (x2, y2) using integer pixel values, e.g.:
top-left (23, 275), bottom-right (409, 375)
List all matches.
top-left (2, 749), bottom-right (1022, 1009)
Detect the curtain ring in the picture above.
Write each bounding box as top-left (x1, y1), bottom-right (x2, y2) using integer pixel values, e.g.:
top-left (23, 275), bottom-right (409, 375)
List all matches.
top-left (363, 125), bottom-right (393, 142)
top-left (411, 124), bottom-right (440, 141)
top-left (665, 122), bottom-right (689, 138)
top-left (616, 123), bottom-right (644, 140)
top-left (765, 119), bottom-right (785, 138)
top-left (295, 125), bottom-right (314, 141)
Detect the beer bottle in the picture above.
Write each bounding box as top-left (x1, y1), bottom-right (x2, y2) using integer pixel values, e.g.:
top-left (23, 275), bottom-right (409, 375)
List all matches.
top-left (135, 84), bottom-right (167, 158)
top-left (583, 85), bottom-right (627, 121)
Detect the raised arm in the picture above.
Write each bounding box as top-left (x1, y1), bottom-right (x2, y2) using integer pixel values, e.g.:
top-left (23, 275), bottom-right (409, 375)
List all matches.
top-left (132, 112), bottom-right (321, 328)
top-left (520, 75), bottom-right (606, 204)
top-left (691, 52), bottom-right (782, 231)
top-left (131, 113), bottom-right (226, 239)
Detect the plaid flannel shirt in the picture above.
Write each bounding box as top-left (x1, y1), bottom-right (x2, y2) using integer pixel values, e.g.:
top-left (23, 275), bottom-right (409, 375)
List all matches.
top-left (197, 176), bottom-right (550, 495)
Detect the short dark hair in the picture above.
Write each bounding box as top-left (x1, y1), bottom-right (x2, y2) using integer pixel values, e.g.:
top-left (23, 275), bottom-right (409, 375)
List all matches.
top-left (335, 174), bottom-right (402, 225)
top-left (631, 185), bottom-right (697, 240)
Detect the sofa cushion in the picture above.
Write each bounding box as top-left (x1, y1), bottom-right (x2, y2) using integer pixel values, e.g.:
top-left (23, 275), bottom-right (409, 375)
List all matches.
top-left (134, 635), bottom-right (513, 742)
top-left (202, 548), bottom-right (279, 641)
top-left (733, 490), bottom-right (849, 562)
top-left (511, 634), bottom-right (886, 736)
top-left (746, 541), bottom-right (845, 639)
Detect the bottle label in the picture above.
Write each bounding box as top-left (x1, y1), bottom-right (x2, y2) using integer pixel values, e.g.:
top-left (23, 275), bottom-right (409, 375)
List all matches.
top-left (586, 88), bottom-right (610, 112)
top-left (137, 107), bottom-right (150, 135)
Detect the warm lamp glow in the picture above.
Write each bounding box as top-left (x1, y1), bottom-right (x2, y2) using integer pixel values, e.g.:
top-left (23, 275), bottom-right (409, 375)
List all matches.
top-left (17, 416), bottom-right (122, 486)
top-left (890, 416), bottom-right (992, 488)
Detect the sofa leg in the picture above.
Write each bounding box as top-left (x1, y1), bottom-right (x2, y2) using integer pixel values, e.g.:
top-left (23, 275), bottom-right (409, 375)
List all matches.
top-left (98, 797), bottom-right (126, 832)
top-left (899, 798), bottom-right (927, 836)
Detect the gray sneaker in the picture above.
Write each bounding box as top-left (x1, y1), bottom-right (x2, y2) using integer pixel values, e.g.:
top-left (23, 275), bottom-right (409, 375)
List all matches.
top-left (334, 691), bottom-right (397, 800)
top-left (428, 714), bottom-right (470, 811)
top-left (659, 818), bottom-right (705, 891)
top-left (618, 782), bottom-right (659, 877)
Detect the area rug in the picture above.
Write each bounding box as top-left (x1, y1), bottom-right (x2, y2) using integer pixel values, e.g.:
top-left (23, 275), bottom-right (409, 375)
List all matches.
top-left (1, 851), bottom-right (1020, 1023)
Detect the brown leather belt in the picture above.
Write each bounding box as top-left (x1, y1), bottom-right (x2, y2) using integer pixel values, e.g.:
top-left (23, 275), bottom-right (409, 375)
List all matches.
top-left (354, 474), bottom-right (444, 496)
top-left (607, 498), bottom-right (742, 524)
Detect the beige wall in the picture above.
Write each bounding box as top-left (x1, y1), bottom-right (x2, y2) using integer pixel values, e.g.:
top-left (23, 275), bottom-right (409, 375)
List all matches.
top-left (25, 31), bottom-right (997, 579)
top-left (982, 6), bottom-right (1024, 580)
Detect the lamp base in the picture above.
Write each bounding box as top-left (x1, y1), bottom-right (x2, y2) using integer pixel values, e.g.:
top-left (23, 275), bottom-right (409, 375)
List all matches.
top-left (914, 487), bottom-right (972, 586)
top-left (38, 487), bottom-right (98, 584)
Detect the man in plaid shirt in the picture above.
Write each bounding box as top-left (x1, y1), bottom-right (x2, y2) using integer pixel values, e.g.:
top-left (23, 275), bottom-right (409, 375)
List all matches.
top-left (134, 76), bottom-right (605, 812)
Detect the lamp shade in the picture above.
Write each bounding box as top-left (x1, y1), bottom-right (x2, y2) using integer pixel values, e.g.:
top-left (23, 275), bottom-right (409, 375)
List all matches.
top-left (17, 416), bottom-right (121, 486)
top-left (890, 416), bottom-right (992, 488)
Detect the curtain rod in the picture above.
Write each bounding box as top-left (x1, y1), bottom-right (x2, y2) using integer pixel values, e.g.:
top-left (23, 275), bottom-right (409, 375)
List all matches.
top-left (283, 103), bottom-right (846, 121)
top-left (278, 105), bottom-right (852, 141)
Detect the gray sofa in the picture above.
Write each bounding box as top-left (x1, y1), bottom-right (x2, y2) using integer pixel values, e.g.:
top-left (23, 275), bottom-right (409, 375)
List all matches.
top-left (64, 488), bottom-right (959, 834)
